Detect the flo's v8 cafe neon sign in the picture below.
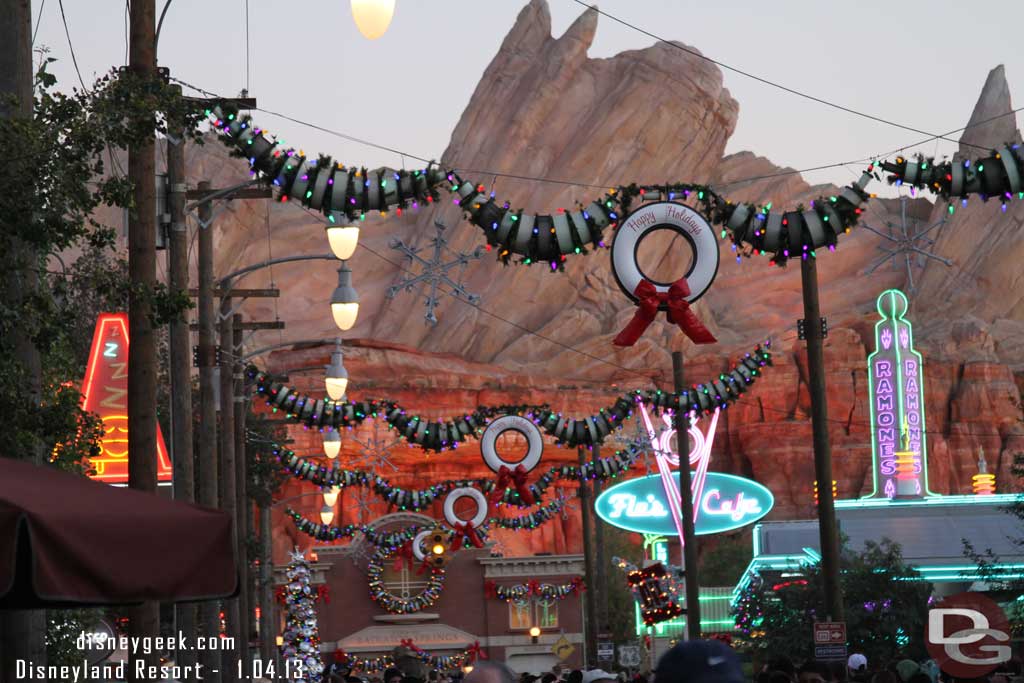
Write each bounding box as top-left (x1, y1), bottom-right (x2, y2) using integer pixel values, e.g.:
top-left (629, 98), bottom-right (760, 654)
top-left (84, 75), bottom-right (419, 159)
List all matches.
top-left (595, 472), bottom-right (774, 536)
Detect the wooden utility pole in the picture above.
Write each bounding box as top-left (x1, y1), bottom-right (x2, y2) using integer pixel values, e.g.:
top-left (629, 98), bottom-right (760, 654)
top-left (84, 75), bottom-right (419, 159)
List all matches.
top-left (578, 446), bottom-right (597, 666)
top-left (166, 89), bottom-right (197, 670)
top-left (126, 0), bottom-right (160, 676)
top-left (591, 445), bottom-right (609, 635)
top-left (233, 314), bottom-right (252, 659)
top-left (672, 351), bottom-right (701, 638)
top-left (259, 504), bottom-right (275, 663)
top-left (219, 299), bottom-right (241, 681)
top-left (800, 256), bottom-right (844, 621)
top-left (196, 180), bottom-right (222, 683)
top-left (0, 0), bottom-right (47, 676)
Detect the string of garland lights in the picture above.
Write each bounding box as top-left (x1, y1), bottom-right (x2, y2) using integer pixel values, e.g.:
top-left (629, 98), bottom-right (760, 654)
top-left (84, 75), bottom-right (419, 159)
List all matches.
top-left (333, 641), bottom-right (487, 674)
top-left (484, 577), bottom-right (585, 602)
top-left (209, 104), bottom-right (875, 270)
top-left (275, 443), bottom-right (643, 511)
top-left (878, 144), bottom-right (1024, 213)
top-left (616, 556), bottom-right (686, 626)
top-left (246, 343), bottom-right (772, 453)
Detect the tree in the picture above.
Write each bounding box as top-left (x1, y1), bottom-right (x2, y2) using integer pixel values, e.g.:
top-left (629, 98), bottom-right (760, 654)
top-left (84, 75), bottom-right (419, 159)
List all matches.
top-left (733, 539), bottom-right (932, 664)
top-left (281, 550), bottom-right (326, 683)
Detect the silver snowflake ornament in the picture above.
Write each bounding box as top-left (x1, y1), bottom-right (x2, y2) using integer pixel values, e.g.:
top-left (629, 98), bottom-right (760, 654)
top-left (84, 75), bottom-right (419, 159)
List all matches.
top-left (862, 195), bottom-right (951, 296)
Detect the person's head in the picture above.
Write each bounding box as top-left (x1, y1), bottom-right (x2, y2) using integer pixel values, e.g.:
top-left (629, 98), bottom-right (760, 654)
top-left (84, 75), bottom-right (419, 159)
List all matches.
top-left (581, 671), bottom-right (616, 683)
top-left (828, 661), bottom-right (848, 683)
top-left (542, 674), bottom-right (558, 683)
top-left (465, 662), bottom-right (518, 683)
top-left (655, 639), bottom-right (744, 683)
top-left (799, 661), bottom-right (831, 683)
top-left (385, 669), bottom-right (404, 683)
top-left (907, 673), bottom-right (931, 683)
top-left (896, 661), bottom-right (921, 683)
top-left (769, 671), bottom-right (794, 683)
top-left (848, 656), bottom-right (868, 676)
top-left (770, 658), bottom-right (797, 682)
top-left (567, 671), bottom-right (583, 683)
top-left (871, 672), bottom-right (900, 683)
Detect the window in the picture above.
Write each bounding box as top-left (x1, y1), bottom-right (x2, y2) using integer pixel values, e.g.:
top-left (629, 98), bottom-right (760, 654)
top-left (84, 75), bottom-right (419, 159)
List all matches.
top-left (508, 598), bottom-right (559, 630)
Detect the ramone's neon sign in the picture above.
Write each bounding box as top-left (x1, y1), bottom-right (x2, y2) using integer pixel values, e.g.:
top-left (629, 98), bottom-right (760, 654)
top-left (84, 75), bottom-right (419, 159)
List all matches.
top-left (595, 402), bottom-right (773, 536)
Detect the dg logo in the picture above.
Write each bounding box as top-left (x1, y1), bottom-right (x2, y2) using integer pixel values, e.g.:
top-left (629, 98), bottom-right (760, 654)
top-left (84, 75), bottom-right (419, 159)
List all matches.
top-left (925, 591), bottom-right (1011, 678)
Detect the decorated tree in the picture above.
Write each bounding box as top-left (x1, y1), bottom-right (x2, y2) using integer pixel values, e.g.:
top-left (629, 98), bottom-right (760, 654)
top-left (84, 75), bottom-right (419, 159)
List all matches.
top-left (281, 550), bottom-right (325, 683)
top-left (732, 540), bottom-right (932, 664)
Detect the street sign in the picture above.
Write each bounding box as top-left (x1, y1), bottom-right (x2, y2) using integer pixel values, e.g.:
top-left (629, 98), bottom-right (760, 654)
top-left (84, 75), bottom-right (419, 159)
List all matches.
top-left (813, 621), bottom-right (847, 645)
top-left (618, 645), bottom-right (641, 668)
top-left (597, 641), bottom-right (614, 661)
top-left (552, 636), bottom-right (575, 661)
top-left (814, 645), bottom-right (848, 660)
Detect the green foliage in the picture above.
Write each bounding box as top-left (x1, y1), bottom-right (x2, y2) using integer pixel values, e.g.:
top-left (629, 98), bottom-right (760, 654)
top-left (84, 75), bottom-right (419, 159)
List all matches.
top-left (700, 532), bottom-right (753, 587)
top-left (46, 609), bottom-right (101, 667)
top-left (246, 412), bottom-right (290, 508)
top-left (732, 539), bottom-right (932, 664)
top-left (599, 524), bottom-right (644, 644)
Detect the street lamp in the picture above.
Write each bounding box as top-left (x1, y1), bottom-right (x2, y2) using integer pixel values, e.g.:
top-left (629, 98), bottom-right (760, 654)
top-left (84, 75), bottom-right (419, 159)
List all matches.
top-left (324, 339), bottom-right (349, 401)
top-left (320, 505), bottom-right (335, 525)
top-left (322, 428), bottom-right (342, 459)
top-left (330, 263), bottom-right (360, 331)
top-left (322, 486), bottom-right (340, 507)
top-left (326, 220), bottom-right (360, 261)
top-left (350, 0), bottom-right (395, 40)
top-left (529, 625), bottom-right (540, 644)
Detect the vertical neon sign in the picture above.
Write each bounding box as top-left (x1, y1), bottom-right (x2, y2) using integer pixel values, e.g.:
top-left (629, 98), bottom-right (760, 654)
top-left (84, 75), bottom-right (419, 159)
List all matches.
top-left (865, 290), bottom-right (932, 499)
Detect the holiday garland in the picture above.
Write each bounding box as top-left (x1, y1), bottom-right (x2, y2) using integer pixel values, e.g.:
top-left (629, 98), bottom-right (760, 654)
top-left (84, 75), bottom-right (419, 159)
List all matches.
top-left (247, 342), bottom-right (772, 453)
top-left (276, 442), bottom-right (643, 510)
top-left (209, 103), bottom-right (873, 270)
top-left (366, 544), bottom-right (446, 614)
top-left (333, 640), bottom-right (488, 674)
top-left (484, 577), bottom-right (584, 602)
top-left (879, 145), bottom-right (1024, 209)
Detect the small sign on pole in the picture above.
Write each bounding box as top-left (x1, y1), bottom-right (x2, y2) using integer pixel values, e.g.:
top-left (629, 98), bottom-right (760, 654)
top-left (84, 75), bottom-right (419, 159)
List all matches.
top-left (813, 621), bottom-right (847, 660)
top-left (618, 645), bottom-right (641, 668)
top-left (597, 641), bottom-right (614, 662)
top-left (552, 636), bottom-right (575, 661)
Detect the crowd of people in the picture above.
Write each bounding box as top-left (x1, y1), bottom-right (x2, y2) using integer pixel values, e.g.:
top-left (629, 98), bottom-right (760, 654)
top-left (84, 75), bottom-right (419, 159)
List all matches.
top-left (323, 641), bottom-right (1023, 683)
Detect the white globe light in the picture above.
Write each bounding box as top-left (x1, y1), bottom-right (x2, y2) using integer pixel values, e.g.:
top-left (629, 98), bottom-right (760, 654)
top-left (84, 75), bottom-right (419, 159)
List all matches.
top-left (350, 0), bottom-right (395, 40)
top-left (319, 505), bottom-right (335, 525)
top-left (330, 264), bottom-right (360, 331)
top-left (324, 340), bottom-right (350, 401)
top-left (322, 430), bottom-right (341, 459)
top-left (326, 223), bottom-right (360, 261)
top-left (322, 487), bottom-right (340, 507)
top-left (325, 375), bottom-right (349, 401)
top-left (331, 302), bottom-right (359, 331)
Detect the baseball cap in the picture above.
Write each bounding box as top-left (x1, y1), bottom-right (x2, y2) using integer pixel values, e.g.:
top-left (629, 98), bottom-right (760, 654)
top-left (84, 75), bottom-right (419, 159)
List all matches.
top-left (847, 655), bottom-right (868, 672)
top-left (581, 671), bottom-right (616, 683)
top-left (655, 640), bottom-right (744, 683)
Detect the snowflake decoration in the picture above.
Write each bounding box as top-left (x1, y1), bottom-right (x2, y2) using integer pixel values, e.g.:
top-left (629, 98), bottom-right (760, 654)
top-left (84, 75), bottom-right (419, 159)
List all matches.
top-left (862, 195), bottom-right (951, 296)
top-left (609, 415), bottom-right (663, 475)
top-left (351, 419), bottom-right (401, 472)
top-left (344, 488), bottom-right (374, 525)
top-left (386, 219), bottom-right (484, 325)
top-left (553, 489), bottom-right (579, 521)
top-left (489, 537), bottom-right (507, 557)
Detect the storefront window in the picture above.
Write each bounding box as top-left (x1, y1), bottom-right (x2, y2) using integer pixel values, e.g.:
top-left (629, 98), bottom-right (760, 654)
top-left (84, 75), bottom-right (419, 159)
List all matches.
top-left (508, 598), bottom-right (559, 629)
top-left (536, 598), bottom-right (558, 628)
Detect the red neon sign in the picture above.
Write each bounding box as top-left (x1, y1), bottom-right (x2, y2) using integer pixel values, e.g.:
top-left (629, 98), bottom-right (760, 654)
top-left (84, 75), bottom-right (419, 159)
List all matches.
top-left (80, 313), bottom-right (173, 484)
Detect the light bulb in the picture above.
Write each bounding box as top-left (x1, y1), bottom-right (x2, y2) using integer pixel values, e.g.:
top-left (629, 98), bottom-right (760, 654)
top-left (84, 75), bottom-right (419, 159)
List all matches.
top-left (325, 375), bottom-right (349, 401)
top-left (323, 487), bottom-right (340, 507)
top-left (330, 263), bottom-right (360, 331)
top-left (350, 0), bottom-right (395, 40)
top-left (326, 223), bottom-right (360, 261)
top-left (431, 544), bottom-right (445, 556)
top-left (320, 505), bottom-right (335, 525)
top-left (323, 430), bottom-right (341, 459)
top-left (324, 339), bottom-right (350, 400)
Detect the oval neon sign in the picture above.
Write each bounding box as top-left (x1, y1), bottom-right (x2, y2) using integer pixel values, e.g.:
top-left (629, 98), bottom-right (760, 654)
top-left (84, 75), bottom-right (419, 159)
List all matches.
top-left (595, 472), bottom-right (774, 536)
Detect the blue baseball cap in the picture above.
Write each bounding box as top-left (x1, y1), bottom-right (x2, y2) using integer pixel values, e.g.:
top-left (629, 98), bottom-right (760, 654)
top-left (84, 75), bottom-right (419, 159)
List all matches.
top-left (655, 640), bottom-right (744, 683)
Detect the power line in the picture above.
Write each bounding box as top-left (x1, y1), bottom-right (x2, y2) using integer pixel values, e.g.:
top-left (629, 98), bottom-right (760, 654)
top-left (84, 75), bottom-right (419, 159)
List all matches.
top-left (57, 0), bottom-right (87, 91)
top-left (569, 0), bottom-right (997, 154)
top-left (32, 0), bottom-right (47, 46)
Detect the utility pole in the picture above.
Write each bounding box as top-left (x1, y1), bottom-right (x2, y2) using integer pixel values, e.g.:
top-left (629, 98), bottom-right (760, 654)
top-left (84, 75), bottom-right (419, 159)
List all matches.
top-left (672, 351), bottom-right (701, 638)
top-left (578, 447), bottom-right (597, 666)
top-left (259, 504), bottom-right (275, 663)
top-left (166, 86), bottom-right (197, 671)
top-left (0, 0), bottom-right (47, 676)
top-left (127, 0), bottom-right (160, 677)
top-left (219, 298), bottom-right (241, 681)
top-left (800, 256), bottom-right (844, 621)
top-left (233, 313), bottom-right (252, 660)
top-left (591, 445), bottom-right (609, 635)
top-left (196, 180), bottom-right (222, 683)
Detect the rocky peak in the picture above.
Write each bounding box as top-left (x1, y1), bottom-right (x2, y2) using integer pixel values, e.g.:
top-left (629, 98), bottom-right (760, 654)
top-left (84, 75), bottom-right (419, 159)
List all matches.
top-left (957, 64), bottom-right (1021, 157)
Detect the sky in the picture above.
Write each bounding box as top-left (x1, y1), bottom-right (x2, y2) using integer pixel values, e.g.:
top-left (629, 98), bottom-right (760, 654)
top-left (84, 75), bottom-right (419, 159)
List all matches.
top-left (33, 1), bottom-right (1023, 195)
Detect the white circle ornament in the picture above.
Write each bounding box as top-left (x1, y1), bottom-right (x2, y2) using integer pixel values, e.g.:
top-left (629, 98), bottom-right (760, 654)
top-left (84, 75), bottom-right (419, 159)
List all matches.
top-left (443, 487), bottom-right (489, 529)
top-left (411, 529), bottom-right (432, 562)
top-left (611, 201), bottom-right (719, 307)
top-left (480, 415), bottom-right (544, 474)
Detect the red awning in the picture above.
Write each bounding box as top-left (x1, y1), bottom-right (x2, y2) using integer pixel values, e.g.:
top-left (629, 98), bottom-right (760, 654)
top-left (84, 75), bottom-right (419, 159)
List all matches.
top-left (0, 458), bottom-right (237, 608)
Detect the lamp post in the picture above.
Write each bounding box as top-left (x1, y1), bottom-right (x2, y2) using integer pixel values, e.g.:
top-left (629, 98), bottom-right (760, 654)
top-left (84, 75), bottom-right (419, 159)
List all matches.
top-left (529, 625), bottom-right (541, 645)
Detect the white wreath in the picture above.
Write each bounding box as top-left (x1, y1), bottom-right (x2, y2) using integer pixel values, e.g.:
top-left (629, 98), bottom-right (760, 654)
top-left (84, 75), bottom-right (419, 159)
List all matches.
top-left (611, 201), bottom-right (719, 306)
top-left (443, 487), bottom-right (488, 529)
top-left (480, 415), bottom-right (544, 474)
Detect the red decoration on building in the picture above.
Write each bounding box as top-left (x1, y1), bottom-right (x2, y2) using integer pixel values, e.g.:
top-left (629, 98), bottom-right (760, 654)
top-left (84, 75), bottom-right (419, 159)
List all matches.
top-left (613, 279), bottom-right (717, 347)
top-left (318, 584), bottom-right (331, 604)
top-left (466, 641), bottom-right (488, 663)
top-left (80, 313), bottom-right (173, 484)
top-left (450, 522), bottom-right (484, 551)
top-left (489, 465), bottom-right (535, 505)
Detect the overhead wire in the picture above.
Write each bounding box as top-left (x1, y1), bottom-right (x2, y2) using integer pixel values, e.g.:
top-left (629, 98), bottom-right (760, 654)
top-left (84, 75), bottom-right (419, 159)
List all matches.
top-left (31, 0), bottom-right (47, 46)
top-left (57, 0), bottom-right (87, 91)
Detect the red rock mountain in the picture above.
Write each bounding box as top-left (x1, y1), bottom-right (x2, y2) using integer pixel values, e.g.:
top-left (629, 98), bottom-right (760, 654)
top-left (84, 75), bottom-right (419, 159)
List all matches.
top-left (153, 1), bottom-right (1023, 560)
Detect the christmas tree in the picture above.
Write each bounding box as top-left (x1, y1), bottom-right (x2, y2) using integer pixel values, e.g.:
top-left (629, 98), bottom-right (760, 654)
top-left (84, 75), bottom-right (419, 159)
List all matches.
top-left (281, 548), bottom-right (325, 683)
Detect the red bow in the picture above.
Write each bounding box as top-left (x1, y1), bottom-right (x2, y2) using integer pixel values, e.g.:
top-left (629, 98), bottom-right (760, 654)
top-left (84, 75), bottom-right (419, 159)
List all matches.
top-left (416, 556), bottom-right (434, 576)
top-left (613, 278), bottom-right (717, 347)
top-left (484, 580), bottom-right (498, 599)
top-left (393, 541), bottom-right (414, 573)
top-left (333, 648), bottom-right (348, 663)
top-left (317, 584), bottom-right (331, 604)
top-left (571, 577), bottom-right (586, 594)
top-left (490, 465), bottom-right (535, 505)
top-left (466, 641), bottom-right (488, 663)
top-left (275, 587), bottom-right (286, 604)
top-left (527, 579), bottom-right (541, 596)
top-left (450, 522), bottom-right (484, 551)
